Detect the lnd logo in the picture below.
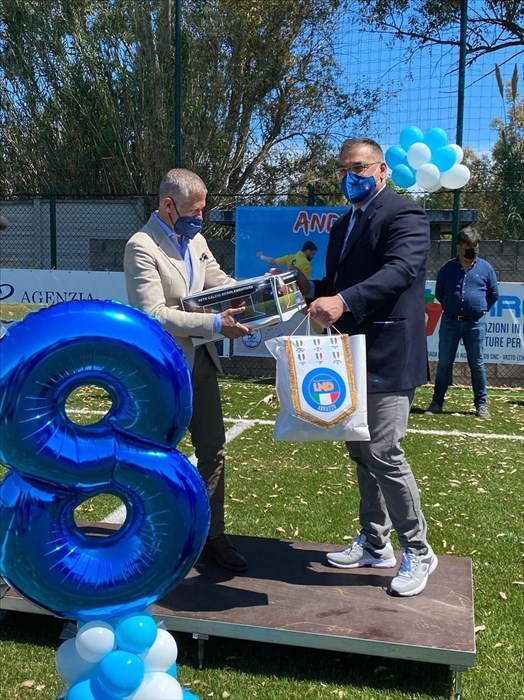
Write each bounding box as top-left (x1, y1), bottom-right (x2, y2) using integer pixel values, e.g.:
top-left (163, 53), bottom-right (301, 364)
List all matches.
top-left (303, 368), bottom-right (346, 413)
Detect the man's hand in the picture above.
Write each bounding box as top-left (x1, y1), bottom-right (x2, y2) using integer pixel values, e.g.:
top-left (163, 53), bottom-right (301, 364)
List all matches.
top-left (291, 267), bottom-right (310, 297)
top-left (219, 307), bottom-right (251, 339)
top-left (309, 296), bottom-right (345, 329)
top-left (256, 251), bottom-right (264, 259)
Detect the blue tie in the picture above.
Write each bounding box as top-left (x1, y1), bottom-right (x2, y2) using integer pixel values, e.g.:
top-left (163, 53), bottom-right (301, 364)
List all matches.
top-left (340, 208), bottom-right (362, 260)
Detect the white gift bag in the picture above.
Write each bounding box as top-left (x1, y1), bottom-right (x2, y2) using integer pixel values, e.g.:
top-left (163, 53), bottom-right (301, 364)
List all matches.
top-left (265, 330), bottom-right (370, 442)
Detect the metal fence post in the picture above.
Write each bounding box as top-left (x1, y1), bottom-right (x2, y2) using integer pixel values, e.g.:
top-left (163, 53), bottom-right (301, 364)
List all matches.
top-left (49, 185), bottom-right (57, 269)
top-left (451, 0), bottom-right (468, 255)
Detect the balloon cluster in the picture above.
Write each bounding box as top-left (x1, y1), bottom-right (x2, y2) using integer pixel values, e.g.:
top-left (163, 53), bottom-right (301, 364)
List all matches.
top-left (56, 610), bottom-right (200, 699)
top-left (386, 126), bottom-right (471, 192)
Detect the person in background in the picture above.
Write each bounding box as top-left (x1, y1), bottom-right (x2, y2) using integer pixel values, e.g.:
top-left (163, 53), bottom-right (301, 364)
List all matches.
top-left (296, 136), bottom-right (437, 597)
top-left (425, 226), bottom-right (499, 419)
top-left (257, 241), bottom-right (318, 279)
top-left (124, 168), bottom-right (250, 572)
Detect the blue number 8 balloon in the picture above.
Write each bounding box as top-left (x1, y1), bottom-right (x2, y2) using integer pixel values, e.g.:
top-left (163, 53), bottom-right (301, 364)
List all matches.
top-left (0, 300), bottom-right (210, 620)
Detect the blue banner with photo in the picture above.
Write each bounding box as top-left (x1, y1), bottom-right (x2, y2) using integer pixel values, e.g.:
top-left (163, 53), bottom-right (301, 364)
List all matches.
top-left (235, 206), bottom-right (346, 280)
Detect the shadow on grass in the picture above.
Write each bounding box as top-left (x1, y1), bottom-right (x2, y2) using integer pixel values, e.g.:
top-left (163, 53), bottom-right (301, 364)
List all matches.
top-left (0, 612), bottom-right (453, 699)
top-left (0, 611), bottom-right (452, 699)
top-left (411, 406), bottom-right (477, 416)
top-left (177, 633), bottom-right (452, 698)
top-left (0, 610), bottom-right (63, 647)
top-left (507, 399), bottom-right (524, 407)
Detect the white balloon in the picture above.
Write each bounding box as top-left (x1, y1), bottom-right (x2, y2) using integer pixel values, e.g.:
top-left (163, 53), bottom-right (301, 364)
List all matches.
top-left (407, 142), bottom-right (431, 169)
top-left (75, 620), bottom-right (115, 663)
top-left (126, 672), bottom-right (183, 700)
top-left (55, 638), bottom-right (97, 684)
top-left (448, 144), bottom-right (464, 164)
top-left (140, 629), bottom-right (178, 672)
top-left (427, 182), bottom-right (443, 193)
top-left (440, 163), bottom-right (471, 189)
top-left (416, 163), bottom-right (441, 190)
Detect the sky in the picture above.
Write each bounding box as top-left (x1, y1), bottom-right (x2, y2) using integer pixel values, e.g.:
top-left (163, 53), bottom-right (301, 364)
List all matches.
top-left (334, 10), bottom-right (522, 157)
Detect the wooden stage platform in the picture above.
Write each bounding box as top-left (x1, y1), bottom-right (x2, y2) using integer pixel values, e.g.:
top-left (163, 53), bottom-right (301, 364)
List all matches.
top-left (0, 532), bottom-right (476, 699)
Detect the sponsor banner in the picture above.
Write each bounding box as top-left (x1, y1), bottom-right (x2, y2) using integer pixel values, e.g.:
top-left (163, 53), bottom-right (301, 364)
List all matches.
top-left (235, 206), bottom-right (345, 279)
top-left (426, 281), bottom-right (524, 365)
top-left (0, 269), bottom-right (128, 305)
top-left (3, 269), bottom-right (522, 365)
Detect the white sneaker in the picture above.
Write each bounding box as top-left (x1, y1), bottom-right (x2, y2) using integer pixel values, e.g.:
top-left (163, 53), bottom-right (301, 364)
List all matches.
top-left (389, 545), bottom-right (438, 597)
top-left (327, 533), bottom-right (397, 569)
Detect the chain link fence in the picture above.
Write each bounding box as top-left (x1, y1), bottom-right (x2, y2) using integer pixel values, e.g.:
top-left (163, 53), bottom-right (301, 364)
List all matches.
top-left (1, 192), bottom-right (522, 387)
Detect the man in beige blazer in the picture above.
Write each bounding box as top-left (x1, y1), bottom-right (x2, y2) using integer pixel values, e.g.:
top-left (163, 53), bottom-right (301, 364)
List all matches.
top-left (124, 168), bottom-right (250, 571)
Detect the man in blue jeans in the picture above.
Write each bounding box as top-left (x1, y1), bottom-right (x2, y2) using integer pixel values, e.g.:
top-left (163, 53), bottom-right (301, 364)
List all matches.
top-left (425, 226), bottom-right (499, 419)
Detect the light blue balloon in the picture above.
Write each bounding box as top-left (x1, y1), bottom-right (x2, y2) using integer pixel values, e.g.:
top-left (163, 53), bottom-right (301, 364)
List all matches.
top-left (116, 614), bottom-right (158, 654)
top-left (391, 164), bottom-right (416, 189)
top-left (385, 145), bottom-right (407, 169)
top-left (90, 678), bottom-right (121, 700)
top-left (98, 650), bottom-right (145, 697)
top-left (431, 145), bottom-right (457, 172)
top-left (66, 680), bottom-right (96, 700)
top-left (424, 127), bottom-right (448, 153)
top-left (399, 126), bottom-right (424, 151)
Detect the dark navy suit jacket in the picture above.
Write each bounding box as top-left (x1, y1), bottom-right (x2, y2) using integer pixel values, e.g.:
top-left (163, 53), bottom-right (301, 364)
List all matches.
top-left (314, 187), bottom-right (430, 394)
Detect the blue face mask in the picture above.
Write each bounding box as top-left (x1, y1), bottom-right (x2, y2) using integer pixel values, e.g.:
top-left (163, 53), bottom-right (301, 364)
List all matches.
top-left (170, 198), bottom-right (203, 239)
top-left (340, 171), bottom-right (377, 204)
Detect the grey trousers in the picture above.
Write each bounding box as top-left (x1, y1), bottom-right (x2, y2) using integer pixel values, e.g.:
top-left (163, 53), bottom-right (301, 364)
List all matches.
top-left (346, 390), bottom-right (428, 553)
top-left (188, 346), bottom-right (226, 540)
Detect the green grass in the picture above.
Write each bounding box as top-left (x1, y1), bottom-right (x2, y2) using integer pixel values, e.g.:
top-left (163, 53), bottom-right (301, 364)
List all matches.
top-left (1, 308), bottom-right (524, 699)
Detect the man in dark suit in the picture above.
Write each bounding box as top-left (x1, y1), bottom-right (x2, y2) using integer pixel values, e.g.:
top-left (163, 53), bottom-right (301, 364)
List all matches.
top-left (303, 137), bottom-right (437, 597)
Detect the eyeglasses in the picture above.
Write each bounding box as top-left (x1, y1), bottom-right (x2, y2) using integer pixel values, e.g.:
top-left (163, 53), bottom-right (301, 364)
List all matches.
top-left (335, 162), bottom-right (381, 178)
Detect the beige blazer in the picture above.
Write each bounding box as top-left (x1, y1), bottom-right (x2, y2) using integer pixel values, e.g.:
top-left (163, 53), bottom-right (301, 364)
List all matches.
top-left (124, 214), bottom-right (233, 370)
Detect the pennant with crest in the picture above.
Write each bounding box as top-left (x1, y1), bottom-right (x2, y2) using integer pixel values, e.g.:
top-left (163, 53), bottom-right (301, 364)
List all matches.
top-left (284, 334), bottom-right (358, 427)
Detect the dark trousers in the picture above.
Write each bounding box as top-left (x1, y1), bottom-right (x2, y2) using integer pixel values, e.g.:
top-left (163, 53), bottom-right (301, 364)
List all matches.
top-left (432, 316), bottom-right (487, 407)
top-left (188, 346), bottom-right (226, 539)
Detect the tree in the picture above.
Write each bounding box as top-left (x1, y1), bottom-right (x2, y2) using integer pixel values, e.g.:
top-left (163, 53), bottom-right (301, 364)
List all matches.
top-left (353, 0), bottom-right (523, 67)
top-left (491, 64), bottom-right (524, 239)
top-left (423, 148), bottom-right (505, 238)
top-left (0, 0), bottom-right (172, 195)
top-left (0, 0), bottom-right (382, 198)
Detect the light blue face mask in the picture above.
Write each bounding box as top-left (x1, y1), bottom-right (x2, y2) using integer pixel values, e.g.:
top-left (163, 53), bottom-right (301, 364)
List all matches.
top-left (170, 198), bottom-right (203, 239)
top-left (340, 171), bottom-right (376, 204)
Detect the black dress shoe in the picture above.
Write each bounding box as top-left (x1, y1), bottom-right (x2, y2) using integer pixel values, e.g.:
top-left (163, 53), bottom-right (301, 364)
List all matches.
top-left (202, 534), bottom-right (248, 572)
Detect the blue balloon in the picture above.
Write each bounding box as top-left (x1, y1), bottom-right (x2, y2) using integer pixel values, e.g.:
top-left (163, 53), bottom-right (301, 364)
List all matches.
top-left (424, 127), bottom-right (448, 153)
top-left (399, 125), bottom-right (424, 151)
top-left (431, 145), bottom-right (457, 172)
top-left (98, 650), bottom-right (145, 697)
top-left (116, 614), bottom-right (158, 654)
top-left (391, 164), bottom-right (416, 189)
top-left (0, 300), bottom-right (210, 619)
top-left (385, 145), bottom-right (407, 169)
top-left (65, 679), bottom-right (96, 700)
top-left (182, 691), bottom-right (201, 700)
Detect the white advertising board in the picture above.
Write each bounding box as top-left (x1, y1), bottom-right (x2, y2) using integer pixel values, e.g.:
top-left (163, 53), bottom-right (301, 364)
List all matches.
top-left (2, 270), bottom-right (522, 365)
top-left (0, 269), bottom-right (128, 305)
top-left (426, 280), bottom-right (524, 365)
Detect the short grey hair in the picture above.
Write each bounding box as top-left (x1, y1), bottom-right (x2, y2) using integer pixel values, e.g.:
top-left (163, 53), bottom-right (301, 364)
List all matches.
top-left (159, 168), bottom-right (207, 205)
top-left (339, 137), bottom-right (384, 161)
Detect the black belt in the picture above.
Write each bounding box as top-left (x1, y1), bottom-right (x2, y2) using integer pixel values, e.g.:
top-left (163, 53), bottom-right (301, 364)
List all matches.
top-left (445, 313), bottom-right (484, 321)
